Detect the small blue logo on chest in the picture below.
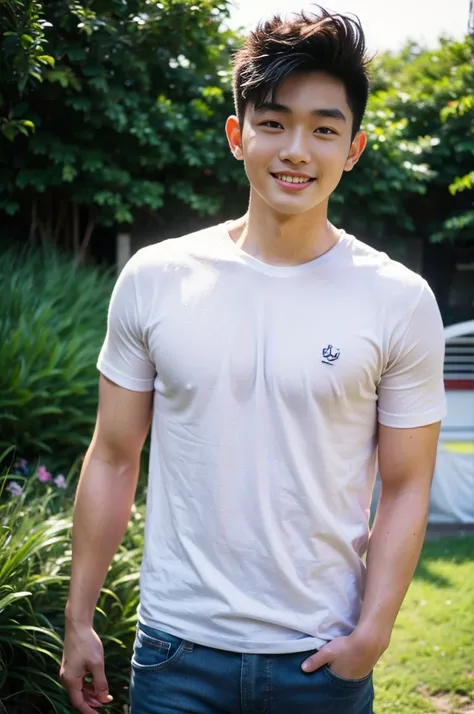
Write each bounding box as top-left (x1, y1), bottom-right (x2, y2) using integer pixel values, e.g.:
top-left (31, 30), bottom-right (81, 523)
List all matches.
top-left (322, 344), bottom-right (340, 365)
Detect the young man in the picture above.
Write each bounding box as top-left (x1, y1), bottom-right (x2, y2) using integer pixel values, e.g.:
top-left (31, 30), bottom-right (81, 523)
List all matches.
top-left (61, 8), bottom-right (446, 714)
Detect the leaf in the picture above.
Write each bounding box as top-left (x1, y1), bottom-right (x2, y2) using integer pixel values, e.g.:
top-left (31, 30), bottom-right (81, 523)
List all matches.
top-left (37, 55), bottom-right (55, 67)
top-left (62, 164), bottom-right (77, 182)
top-left (28, 69), bottom-right (43, 82)
top-left (0, 636), bottom-right (61, 663)
top-left (30, 406), bottom-right (63, 416)
top-left (2, 125), bottom-right (16, 142)
top-left (0, 591), bottom-right (32, 612)
top-left (449, 171), bottom-right (474, 195)
top-left (20, 34), bottom-right (34, 46)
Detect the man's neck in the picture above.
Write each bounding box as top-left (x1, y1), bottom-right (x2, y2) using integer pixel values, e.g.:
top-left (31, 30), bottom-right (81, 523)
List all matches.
top-left (227, 192), bottom-right (340, 267)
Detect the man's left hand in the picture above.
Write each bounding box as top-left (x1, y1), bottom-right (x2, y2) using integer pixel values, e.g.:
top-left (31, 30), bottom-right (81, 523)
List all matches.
top-left (301, 628), bottom-right (387, 679)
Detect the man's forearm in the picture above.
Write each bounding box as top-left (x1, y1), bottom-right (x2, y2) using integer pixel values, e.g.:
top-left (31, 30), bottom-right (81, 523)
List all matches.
top-left (356, 486), bottom-right (430, 646)
top-left (65, 447), bottom-right (139, 626)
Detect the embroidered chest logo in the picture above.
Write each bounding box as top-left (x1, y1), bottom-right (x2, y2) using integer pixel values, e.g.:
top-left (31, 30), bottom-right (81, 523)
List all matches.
top-left (322, 344), bottom-right (340, 365)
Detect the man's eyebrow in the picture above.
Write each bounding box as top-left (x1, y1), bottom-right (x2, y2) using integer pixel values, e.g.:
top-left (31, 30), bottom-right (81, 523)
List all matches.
top-left (255, 102), bottom-right (347, 122)
top-left (255, 102), bottom-right (292, 114)
top-left (312, 108), bottom-right (347, 122)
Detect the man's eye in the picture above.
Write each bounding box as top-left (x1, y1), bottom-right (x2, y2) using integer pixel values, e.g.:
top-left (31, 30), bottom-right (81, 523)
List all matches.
top-left (260, 121), bottom-right (283, 129)
top-left (315, 127), bottom-right (336, 135)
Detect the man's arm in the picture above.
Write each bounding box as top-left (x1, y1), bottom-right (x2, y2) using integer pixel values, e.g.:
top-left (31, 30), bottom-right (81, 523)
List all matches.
top-left (65, 375), bottom-right (152, 624)
top-left (61, 375), bottom-right (152, 714)
top-left (302, 279), bottom-right (445, 677)
top-left (356, 421), bottom-right (440, 643)
top-left (302, 421), bottom-right (441, 677)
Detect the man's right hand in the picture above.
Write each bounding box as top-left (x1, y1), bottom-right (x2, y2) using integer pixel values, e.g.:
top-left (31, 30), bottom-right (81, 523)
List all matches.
top-left (60, 621), bottom-right (113, 713)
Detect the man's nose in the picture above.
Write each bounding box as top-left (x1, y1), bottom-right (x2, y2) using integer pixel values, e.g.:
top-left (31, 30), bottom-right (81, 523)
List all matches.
top-left (278, 130), bottom-right (311, 164)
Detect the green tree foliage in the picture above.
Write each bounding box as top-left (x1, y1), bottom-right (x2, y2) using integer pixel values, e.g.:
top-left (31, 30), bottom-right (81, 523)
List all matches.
top-left (0, 0), bottom-right (243, 259)
top-left (435, 91), bottom-right (474, 242)
top-left (330, 99), bottom-right (435, 238)
top-left (1, 4), bottom-right (472, 253)
top-left (352, 38), bottom-right (474, 244)
top-left (0, 0), bottom-right (55, 140)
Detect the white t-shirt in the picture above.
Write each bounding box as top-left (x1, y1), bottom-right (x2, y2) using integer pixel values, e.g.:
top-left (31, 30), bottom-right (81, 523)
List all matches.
top-left (97, 223), bottom-right (446, 654)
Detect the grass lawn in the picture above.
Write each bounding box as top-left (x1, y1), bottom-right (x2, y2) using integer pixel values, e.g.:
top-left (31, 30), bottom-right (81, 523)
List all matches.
top-left (374, 536), bottom-right (474, 713)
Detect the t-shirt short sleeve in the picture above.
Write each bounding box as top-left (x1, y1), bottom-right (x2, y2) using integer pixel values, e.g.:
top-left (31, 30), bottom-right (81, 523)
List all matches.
top-left (97, 255), bottom-right (156, 392)
top-left (377, 281), bottom-right (447, 428)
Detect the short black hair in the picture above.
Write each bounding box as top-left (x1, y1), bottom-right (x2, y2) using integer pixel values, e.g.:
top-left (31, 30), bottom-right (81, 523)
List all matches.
top-left (232, 6), bottom-right (371, 140)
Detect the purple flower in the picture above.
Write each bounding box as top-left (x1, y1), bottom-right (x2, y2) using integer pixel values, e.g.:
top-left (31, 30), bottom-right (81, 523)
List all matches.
top-left (37, 465), bottom-right (52, 483)
top-left (7, 481), bottom-right (23, 497)
top-left (14, 459), bottom-right (29, 476)
top-left (54, 474), bottom-right (67, 489)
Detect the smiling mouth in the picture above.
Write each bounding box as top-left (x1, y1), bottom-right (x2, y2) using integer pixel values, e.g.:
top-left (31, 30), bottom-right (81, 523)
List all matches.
top-left (271, 173), bottom-right (316, 185)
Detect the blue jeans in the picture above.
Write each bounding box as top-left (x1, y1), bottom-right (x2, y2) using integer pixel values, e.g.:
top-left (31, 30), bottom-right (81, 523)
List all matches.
top-left (130, 622), bottom-right (374, 713)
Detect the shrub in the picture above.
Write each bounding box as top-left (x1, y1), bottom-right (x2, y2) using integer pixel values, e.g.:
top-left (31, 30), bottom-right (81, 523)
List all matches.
top-left (0, 481), bottom-right (72, 713)
top-left (0, 246), bottom-right (114, 470)
top-left (2, 454), bottom-right (76, 516)
top-left (0, 454), bottom-right (145, 713)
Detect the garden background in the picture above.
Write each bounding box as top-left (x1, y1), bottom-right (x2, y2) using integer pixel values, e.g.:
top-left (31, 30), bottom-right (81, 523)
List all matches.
top-left (1, 1), bottom-right (473, 712)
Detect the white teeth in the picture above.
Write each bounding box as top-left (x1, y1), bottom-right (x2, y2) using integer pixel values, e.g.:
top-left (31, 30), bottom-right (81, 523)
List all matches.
top-left (275, 174), bottom-right (312, 184)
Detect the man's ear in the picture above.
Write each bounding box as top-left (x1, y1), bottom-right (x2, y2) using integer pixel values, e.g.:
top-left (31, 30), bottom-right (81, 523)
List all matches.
top-left (344, 130), bottom-right (367, 172)
top-left (225, 115), bottom-right (244, 161)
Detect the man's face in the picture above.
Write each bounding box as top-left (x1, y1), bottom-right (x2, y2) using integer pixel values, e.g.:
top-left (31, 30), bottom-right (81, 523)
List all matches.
top-left (227, 71), bottom-right (366, 216)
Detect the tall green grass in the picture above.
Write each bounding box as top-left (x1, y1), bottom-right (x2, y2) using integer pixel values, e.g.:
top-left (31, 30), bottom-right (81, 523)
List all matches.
top-left (0, 246), bottom-right (114, 470)
top-left (1, 454), bottom-right (145, 714)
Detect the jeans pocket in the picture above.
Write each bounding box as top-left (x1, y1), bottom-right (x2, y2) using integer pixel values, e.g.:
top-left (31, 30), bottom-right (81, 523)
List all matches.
top-left (131, 624), bottom-right (189, 674)
top-left (322, 665), bottom-right (373, 688)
